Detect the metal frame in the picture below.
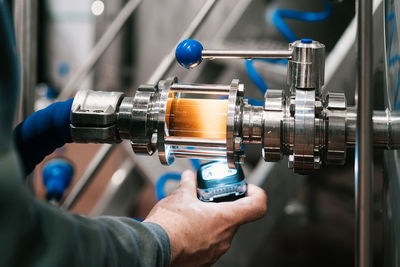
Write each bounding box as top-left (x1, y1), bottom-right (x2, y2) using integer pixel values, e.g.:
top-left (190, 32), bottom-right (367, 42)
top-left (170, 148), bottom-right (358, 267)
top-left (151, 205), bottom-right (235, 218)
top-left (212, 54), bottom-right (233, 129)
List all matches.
top-left (62, 144), bottom-right (117, 210)
top-left (13, 0), bottom-right (38, 192)
top-left (58, 0), bottom-right (142, 100)
top-left (356, 0), bottom-right (374, 266)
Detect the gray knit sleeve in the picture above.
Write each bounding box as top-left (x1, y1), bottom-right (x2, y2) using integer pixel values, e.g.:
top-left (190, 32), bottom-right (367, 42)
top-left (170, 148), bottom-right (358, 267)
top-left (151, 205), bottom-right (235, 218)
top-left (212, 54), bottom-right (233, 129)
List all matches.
top-left (0, 148), bottom-right (171, 267)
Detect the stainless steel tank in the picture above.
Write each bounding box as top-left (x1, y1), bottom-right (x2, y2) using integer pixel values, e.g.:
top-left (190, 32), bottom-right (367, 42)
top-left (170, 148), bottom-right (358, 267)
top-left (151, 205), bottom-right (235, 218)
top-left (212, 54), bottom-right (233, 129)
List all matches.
top-left (384, 1), bottom-right (400, 266)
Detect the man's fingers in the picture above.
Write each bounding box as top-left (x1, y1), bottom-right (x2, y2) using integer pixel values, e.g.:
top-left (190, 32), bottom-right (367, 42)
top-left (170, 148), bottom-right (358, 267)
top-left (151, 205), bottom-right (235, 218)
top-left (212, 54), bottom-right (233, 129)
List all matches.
top-left (236, 184), bottom-right (267, 223)
top-left (221, 184), bottom-right (267, 224)
top-left (178, 170), bottom-right (197, 196)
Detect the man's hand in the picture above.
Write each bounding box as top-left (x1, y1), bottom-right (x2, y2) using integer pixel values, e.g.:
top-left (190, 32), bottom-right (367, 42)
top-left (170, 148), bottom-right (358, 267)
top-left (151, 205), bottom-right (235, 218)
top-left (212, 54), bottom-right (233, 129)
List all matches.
top-left (144, 170), bottom-right (267, 267)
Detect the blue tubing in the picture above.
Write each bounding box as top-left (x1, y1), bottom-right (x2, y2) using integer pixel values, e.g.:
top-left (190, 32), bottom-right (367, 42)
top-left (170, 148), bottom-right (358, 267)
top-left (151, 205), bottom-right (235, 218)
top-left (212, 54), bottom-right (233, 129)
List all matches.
top-left (271, 1), bottom-right (333, 43)
top-left (387, 12), bottom-right (400, 110)
top-left (245, 59), bottom-right (288, 104)
top-left (155, 172), bottom-right (182, 200)
top-left (190, 159), bottom-right (201, 170)
top-left (245, 60), bottom-right (269, 95)
top-left (245, 97), bottom-right (264, 106)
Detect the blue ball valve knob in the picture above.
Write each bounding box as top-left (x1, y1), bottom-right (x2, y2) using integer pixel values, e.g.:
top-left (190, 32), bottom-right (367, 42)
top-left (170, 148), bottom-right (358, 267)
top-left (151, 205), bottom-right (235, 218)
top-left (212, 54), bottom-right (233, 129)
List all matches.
top-left (301, 38), bottom-right (313, 44)
top-left (175, 39), bottom-right (203, 69)
top-left (42, 158), bottom-right (74, 202)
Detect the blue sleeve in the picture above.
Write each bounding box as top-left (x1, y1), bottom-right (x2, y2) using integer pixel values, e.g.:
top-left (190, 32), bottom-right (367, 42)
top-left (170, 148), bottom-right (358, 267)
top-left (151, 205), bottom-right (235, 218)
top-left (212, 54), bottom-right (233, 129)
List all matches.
top-left (13, 98), bottom-right (73, 175)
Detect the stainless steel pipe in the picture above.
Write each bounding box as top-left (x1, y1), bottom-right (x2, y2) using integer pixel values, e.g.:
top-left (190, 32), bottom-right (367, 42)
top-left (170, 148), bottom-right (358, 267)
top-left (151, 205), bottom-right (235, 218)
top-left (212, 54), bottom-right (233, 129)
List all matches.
top-left (346, 108), bottom-right (400, 149)
top-left (355, 0), bottom-right (374, 266)
top-left (170, 84), bottom-right (231, 94)
top-left (13, 0), bottom-right (38, 193)
top-left (164, 136), bottom-right (226, 148)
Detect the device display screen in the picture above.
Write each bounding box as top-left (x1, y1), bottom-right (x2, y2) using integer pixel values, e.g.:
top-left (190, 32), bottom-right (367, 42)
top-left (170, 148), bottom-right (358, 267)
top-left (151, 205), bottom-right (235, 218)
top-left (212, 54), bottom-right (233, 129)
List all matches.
top-left (201, 163), bottom-right (237, 180)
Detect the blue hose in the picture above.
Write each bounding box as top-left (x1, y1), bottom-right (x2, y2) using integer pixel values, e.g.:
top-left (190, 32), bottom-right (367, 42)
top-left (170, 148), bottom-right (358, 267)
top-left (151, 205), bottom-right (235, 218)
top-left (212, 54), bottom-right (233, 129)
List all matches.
top-left (272, 1), bottom-right (333, 43)
top-left (388, 12), bottom-right (395, 62)
top-left (155, 172), bottom-right (182, 200)
top-left (190, 158), bottom-right (201, 170)
top-left (394, 73), bottom-right (400, 110)
top-left (245, 59), bottom-right (269, 95)
top-left (245, 97), bottom-right (265, 106)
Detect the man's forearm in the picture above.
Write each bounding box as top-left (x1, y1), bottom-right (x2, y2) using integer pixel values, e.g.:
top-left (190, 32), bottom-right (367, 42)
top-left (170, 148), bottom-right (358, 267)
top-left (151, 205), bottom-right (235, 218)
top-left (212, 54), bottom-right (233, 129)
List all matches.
top-left (0, 148), bottom-right (171, 267)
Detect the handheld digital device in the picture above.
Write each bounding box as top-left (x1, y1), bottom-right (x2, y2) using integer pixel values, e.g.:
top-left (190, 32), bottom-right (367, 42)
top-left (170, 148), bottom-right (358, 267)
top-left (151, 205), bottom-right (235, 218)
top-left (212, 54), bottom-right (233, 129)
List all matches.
top-left (196, 161), bottom-right (247, 202)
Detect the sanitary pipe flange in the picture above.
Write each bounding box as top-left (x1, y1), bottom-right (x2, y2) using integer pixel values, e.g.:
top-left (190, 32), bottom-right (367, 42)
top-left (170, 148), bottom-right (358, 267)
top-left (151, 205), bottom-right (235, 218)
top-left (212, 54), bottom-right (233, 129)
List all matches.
top-left (325, 91), bottom-right (347, 164)
top-left (242, 104), bottom-right (263, 144)
top-left (118, 84), bottom-right (157, 155)
top-left (70, 89), bottom-right (125, 143)
top-left (226, 79), bottom-right (243, 168)
top-left (157, 77), bottom-right (178, 165)
top-left (262, 89), bottom-right (285, 161)
top-left (291, 89), bottom-right (316, 174)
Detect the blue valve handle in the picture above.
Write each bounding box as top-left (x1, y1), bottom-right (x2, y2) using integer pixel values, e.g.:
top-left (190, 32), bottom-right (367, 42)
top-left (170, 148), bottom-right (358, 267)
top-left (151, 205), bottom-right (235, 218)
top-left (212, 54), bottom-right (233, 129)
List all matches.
top-left (42, 158), bottom-right (74, 201)
top-left (301, 38), bottom-right (313, 44)
top-left (175, 39), bottom-right (203, 69)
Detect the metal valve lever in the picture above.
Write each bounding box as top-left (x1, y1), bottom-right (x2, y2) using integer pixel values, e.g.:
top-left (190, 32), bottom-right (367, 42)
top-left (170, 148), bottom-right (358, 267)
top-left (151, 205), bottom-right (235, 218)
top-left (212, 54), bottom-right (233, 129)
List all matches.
top-left (175, 39), bottom-right (293, 69)
top-left (175, 38), bottom-right (325, 92)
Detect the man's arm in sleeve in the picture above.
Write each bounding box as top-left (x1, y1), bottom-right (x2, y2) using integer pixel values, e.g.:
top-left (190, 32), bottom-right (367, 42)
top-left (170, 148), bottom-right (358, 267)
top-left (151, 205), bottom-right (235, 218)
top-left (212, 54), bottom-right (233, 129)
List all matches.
top-left (0, 148), bottom-right (171, 267)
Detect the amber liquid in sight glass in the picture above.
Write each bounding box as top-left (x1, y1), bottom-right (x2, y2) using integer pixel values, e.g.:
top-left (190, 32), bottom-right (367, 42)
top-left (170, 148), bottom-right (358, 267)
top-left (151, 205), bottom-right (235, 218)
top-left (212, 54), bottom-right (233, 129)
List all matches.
top-left (165, 98), bottom-right (228, 139)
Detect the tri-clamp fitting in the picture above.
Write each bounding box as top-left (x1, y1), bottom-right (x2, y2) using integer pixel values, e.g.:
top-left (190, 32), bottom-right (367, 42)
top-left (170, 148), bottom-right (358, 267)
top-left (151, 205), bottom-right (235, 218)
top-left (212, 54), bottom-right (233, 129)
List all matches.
top-left (70, 39), bottom-right (400, 174)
